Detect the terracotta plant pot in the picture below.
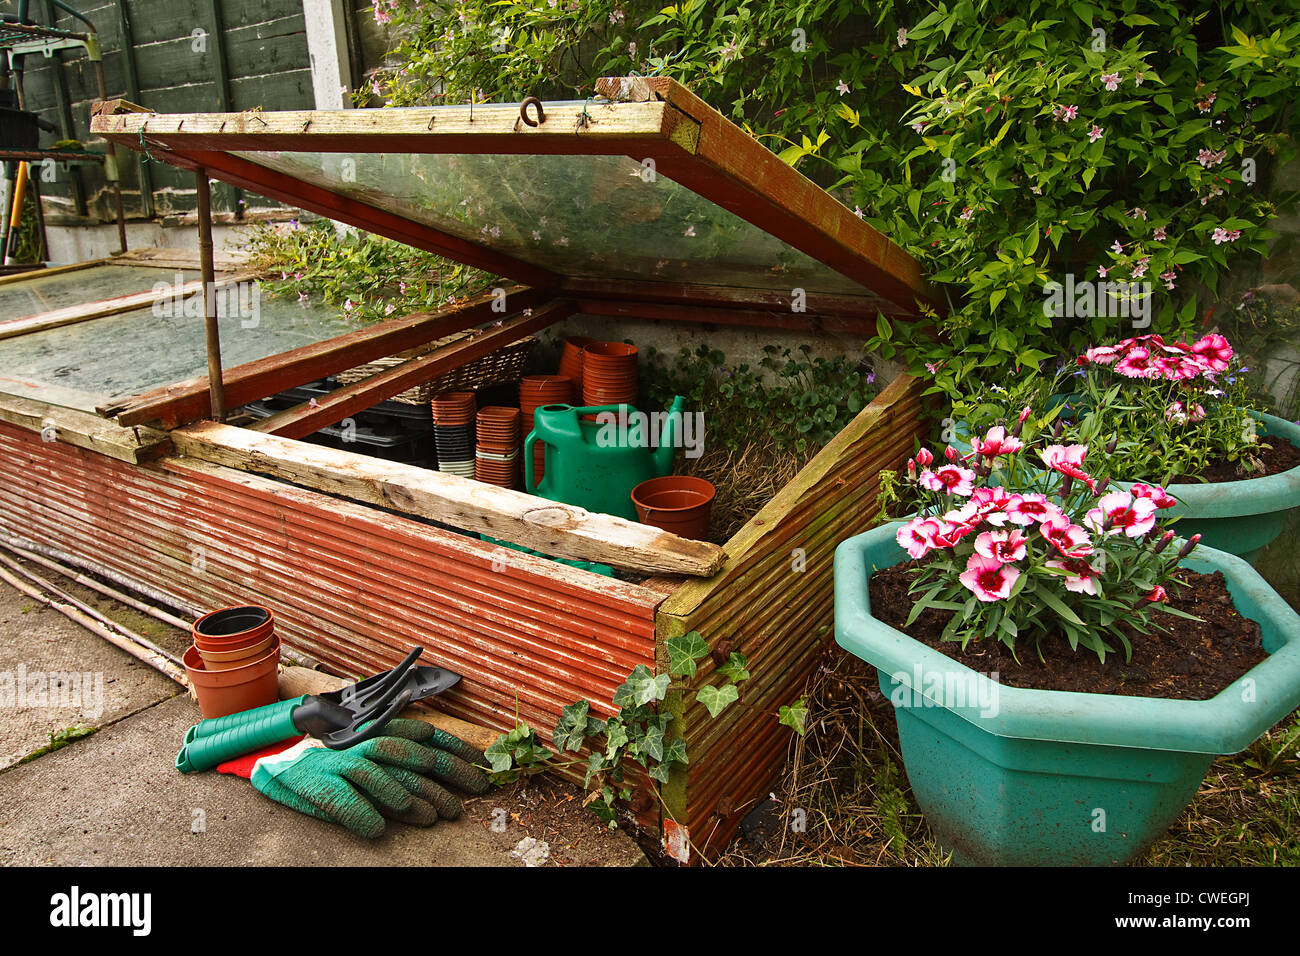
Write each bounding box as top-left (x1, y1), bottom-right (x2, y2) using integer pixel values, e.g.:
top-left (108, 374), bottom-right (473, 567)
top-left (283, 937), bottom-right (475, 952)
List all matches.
top-left (631, 475), bottom-right (716, 540)
top-left (192, 605), bottom-right (275, 652)
top-left (197, 633), bottom-right (276, 671)
top-left (183, 637), bottom-right (282, 719)
top-left (558, 336), bottom-right (594, 401)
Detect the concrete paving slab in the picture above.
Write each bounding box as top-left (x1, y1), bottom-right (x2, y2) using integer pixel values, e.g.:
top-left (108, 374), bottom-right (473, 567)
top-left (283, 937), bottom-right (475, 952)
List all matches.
top-left (0, 693), bottom-right (647, 866)
top-left (0, 582), bottom-right (180, 769)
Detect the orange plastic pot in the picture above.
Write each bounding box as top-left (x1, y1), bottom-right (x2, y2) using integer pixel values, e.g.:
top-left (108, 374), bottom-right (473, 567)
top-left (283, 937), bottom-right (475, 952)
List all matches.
top-left (631, 475), bottom-right (716, 540)
top-left (197, 633), bottom-right (277, 671)
top-left (192, 605), bottom-right (275, 652)
top-left (182, 637), bottom-right (281, 719)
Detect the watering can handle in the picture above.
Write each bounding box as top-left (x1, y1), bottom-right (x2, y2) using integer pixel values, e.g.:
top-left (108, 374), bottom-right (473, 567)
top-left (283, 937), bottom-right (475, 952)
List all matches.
top-left (524, 431), bottom-right (538, 494)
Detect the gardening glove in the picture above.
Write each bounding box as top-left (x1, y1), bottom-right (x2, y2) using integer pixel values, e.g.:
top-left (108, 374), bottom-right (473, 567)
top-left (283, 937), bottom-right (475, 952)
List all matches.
top-left (217, 721), bottom-right (488, 839)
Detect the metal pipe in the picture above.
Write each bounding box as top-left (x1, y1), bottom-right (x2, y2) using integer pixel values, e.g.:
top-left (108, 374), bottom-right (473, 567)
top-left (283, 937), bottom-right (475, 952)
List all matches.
top-left (0, 539), bottom-right (191, 631)
top-left (0, 562), bottom-right (187, 685)
top-left (195, 168), bottom-right (226, 421)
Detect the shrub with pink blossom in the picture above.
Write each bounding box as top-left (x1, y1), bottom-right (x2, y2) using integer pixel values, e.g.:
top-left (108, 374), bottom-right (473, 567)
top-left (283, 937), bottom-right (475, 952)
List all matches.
top-left (893, 416), bottom-right (1199, 662)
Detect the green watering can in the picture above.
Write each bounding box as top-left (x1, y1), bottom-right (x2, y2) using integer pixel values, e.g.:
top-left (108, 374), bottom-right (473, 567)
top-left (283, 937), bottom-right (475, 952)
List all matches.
top-left (524, 397), bottom-right (685, 520)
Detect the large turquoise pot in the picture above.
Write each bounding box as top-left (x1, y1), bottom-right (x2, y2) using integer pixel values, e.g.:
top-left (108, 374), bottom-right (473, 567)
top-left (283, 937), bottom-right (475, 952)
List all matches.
top-left (833, 523), bottom-right (1300, 866)
top-left (1117, 411), bottom-right (1300, 564)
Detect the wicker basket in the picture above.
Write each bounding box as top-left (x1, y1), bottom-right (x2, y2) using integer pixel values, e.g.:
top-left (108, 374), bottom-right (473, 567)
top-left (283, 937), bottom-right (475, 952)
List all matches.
top-left (334, 333), bottom-right (536, 406)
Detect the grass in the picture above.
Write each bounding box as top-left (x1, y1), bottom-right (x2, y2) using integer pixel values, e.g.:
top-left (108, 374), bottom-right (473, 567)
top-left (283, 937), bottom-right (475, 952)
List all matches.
top-left (678, 439), bottom-right (814, 543)
top-left (16, 726), bottom-right (97, 766)
top-left (716, 649), bottom-right (1300, 867)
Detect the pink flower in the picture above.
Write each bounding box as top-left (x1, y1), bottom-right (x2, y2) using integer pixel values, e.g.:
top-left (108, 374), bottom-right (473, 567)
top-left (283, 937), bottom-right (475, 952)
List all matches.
top-left (1098, 265), bottom-right (1109, 278)
top-left (897, 27), bottom-right (908, 46)
top-left (1189, 404), bottom-right (1206, 422)
top-left (919, 465), bottom-right (976, 496)
top-left (1145, 585), bottom-right (1169, 604)
top-left (1165, 401), bottom-right (1187, 423)
top-left (1041, 444), bottom-right (1097, 492)
top-left (1046, 557), bottom-right (1103, 595)
top-left (1080, 344), bottom-right (1121, 366)
top-left (970, 486), bottom-right (1014, 525)
top-left (1110, 240), bottom-right (1124, 254)
top-left (1197, 148), bottom-right (1226, 168)
top-left (1130, 207), bottom-right (1147, 220)
top-left (1040, 513), bottom-right (1095, 558)
top-left (1131, 483), bottom-right (1178, 509)
top-left (1191, 333), bottom-right (1232, 372)
top-left (915, 447), bottom-right (935, 467)
top-left (836, 79), bottom-right (850, 95)
top-left (1085, 491), bottom-right (1158, 538)
top-left (1153, 226), bottom-right (1167, 240)
top-left (1100, 72), bottom-right (1121, 91)
top-left (974, 529), bottom-right (1029, 564)
top-left (1088, 125), bottom-right (1104, 142)
top-left (897, 517), bottom-right (948, 559)
top-left (1004, 493), bottom-right (1062, 526)
top-left (959, 554), bottom-right (1021, 602)
top-left (933, 516), bottom-right (979, 548)
top-left (959, 206), bottom-right (974, 221)
top-left (1115, 347), bottom-right (1158, 379)
top-left (1060, 104), bottom-right (1079, 122)
top-left (1160, 270), bottom-right (1177, 290)
top-left (971, 425), bottom-right (1024, 459)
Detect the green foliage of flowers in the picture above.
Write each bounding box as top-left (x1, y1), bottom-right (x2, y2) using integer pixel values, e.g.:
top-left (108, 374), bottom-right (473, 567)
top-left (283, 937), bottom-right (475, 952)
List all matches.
top-left (484, 630), bottom-right (749, 827)
top-left (640, 343), bottom-right (879, 454)
top-left (361, 0), bottom-right (1300, 397)
top-left (242, 218), bottom-right (490, 324)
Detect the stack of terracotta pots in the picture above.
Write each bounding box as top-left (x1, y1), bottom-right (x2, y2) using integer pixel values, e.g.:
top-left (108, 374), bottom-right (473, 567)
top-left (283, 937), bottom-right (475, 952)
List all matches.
top-left (475, 406), bottom-right (521, 488)
top-left (558, 336), bottom-right (595, 403)
top-left (582, 342), bottom-right (638, 408)
top-left (183, 605), bottom-right (282, 719)
top-left (431, 391), bottom-right (477, 478)
top-left (519, 375), bottom-right (572, 480)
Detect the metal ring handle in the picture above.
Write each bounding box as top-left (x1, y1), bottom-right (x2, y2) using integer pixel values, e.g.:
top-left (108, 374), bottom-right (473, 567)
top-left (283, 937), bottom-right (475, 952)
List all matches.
top-left (519, 96), bottom-right (546, 127)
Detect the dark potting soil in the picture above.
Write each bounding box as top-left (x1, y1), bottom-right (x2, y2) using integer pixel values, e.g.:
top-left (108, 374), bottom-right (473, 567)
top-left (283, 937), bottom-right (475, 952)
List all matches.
top-left (868, 563), bottom-right (1268, 699)
top-left (1169, 434), bottom-right (1300, 484)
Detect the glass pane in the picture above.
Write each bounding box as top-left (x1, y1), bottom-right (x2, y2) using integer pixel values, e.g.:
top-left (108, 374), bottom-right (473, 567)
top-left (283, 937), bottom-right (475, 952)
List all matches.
top-left (0, 289), bottom-right (361, 411)
top-left (0, 265), bottom-right (198, 322)
top-left (233, 149), bottom-right (876, 298)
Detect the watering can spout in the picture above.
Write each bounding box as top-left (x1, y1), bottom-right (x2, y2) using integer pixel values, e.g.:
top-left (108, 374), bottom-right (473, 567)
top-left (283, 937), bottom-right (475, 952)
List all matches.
top-left (652, 395), bottom-right (686, 474)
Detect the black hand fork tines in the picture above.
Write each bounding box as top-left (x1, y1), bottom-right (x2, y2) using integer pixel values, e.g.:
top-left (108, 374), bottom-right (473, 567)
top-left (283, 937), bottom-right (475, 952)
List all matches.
top-left (319, 646), bottom-right (424, 749)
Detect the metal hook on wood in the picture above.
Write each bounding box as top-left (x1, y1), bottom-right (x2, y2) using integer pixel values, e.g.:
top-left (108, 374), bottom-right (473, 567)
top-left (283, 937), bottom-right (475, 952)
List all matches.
top-left (519, 96), bottom-right (546, 127)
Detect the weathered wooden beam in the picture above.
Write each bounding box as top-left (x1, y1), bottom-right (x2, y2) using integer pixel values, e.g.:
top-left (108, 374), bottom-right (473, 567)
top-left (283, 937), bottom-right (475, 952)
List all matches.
top-left (563, 278), bottom-right (896, 321)
top-left (99, 285), bottom-right (544, 428)
top-left (250, 300), bottom-right (574, 439)
top-left (90, 100), bottom-right (700, 155)
top-left (0, 258), bottom-right (106, 287)
top-left (169, 421), bottom-right (726, 578)
top-left (574, 297), bottom-right (880, 336)
top-left (0, 392), bottom-right (170, 464)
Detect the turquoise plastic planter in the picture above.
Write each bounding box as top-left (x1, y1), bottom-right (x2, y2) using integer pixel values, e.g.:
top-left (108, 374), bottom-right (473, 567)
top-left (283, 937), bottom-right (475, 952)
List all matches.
top-left (833, 523), bottom-right (1300, 866)
top-left (1116, 412), bottom-right (1300, 564)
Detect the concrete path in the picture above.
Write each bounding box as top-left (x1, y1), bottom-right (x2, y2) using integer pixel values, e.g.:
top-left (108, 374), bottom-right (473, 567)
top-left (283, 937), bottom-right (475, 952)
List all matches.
top-left (0, 575), bottom-right (647, 866)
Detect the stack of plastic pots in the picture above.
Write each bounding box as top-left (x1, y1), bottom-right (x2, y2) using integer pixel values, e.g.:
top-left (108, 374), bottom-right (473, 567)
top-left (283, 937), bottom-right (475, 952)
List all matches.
top-left (519, 375), bottom-right (572, 481)
top-left (183, 605), bottom-right (282, 719)
top-left (431, 391), bottom-right (477, 478)
top-left (475, 406), bottom-right (521, 488)
top-left (558, 336), bottom-right (594, 403)
top-left (582, 342), bottom-right (638, 407)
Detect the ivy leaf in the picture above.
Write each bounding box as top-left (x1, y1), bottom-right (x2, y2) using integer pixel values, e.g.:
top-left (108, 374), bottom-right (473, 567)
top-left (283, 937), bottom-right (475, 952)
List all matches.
top-left (778, 699), bottom-right (810, 736)
top-left (552, 700), bottom-right (592, 752)
top-left (696, 683), bottom-right (740, 718)
top-left (716, 652), bottom-right (750, 683)
top-left (665, 631), bottom-right (710, 678)
top-left (612, 665), bottom-right (670, 707)
top-left (662, 736), bottom-right (689, 766)
top-left (640, 721), bottom-right (666, 762)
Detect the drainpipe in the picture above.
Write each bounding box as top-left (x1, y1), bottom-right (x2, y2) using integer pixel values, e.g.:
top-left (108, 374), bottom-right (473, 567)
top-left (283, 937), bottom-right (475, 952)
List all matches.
top-left (195, 168), bottom-right (225, 421)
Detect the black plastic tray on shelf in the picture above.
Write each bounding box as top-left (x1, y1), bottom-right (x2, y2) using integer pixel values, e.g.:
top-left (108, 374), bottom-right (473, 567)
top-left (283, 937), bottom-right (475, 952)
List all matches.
top-left (257, 379), bottom-right (435, 433)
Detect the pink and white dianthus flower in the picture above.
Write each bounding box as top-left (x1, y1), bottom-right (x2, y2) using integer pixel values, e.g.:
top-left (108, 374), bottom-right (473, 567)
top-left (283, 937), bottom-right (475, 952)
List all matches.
top-left (896, 517), bottom-right (948, 559)
top-left (1046, 557), bottom-right (1104, 595)
top-left (959, 553), bottom-right (1021, 602)
top-left (1130, 483), bottom-right (1178, 509)
top-left (974, 529), bottom-right (1029, 564)
top-left (1190, 333), bottom-right (1232, 372)
top-left (1085, 491), bottom-right (1159, 538)
top-left (918, 464), bottom-right (976, 496)
top-left (1039, 512), bottom-right (1095, 558)
top-left (1003, 493), bottom-right (1062, 526)
top-left (971, 425), bottom-right (1024, 459)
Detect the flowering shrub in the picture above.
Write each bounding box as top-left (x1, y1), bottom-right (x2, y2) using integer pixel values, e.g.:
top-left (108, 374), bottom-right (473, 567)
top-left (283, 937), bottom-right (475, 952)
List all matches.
top-left (894, 416), bottom-right (1198, 661)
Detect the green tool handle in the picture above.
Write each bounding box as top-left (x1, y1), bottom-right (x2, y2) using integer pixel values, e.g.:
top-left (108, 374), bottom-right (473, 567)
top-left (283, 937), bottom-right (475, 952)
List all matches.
top-left (175, 697), bottom-right (306, 774)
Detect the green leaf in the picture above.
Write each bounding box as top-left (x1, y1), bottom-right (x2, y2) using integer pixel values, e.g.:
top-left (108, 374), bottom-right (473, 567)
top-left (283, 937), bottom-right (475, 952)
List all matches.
top-left (665, 631), bottom-right (709, 678)
top-left (778, 698), bottom-right (810, 735)
top-left (696, 683), bottom-right (740, 718)
top-left (716, 652), bottom-right (750, 683)
top-left (552, 700), bottom-right (592, 752)
top-left (612, 665), bottom-right (671, 707)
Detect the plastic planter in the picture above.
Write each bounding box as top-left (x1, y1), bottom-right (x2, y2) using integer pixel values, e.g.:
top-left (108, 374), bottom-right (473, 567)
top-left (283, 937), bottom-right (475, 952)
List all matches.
top-left (833, 523), bottom-right (1300, 866)
top-left (1116, 412), bottom-right (1300, 564)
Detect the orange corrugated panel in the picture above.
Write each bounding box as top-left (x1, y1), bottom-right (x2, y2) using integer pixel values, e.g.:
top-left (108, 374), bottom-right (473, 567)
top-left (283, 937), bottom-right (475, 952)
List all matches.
top-left (0, 422), bottom-right (662, 740)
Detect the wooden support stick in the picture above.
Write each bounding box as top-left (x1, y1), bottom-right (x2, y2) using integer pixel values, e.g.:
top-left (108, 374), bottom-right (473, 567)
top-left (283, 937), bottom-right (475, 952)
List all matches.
top-left (195, 168), bottom-right (226, 422)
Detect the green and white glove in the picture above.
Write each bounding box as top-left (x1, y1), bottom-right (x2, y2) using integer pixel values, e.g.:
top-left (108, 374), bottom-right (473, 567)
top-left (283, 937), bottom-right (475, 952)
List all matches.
top-left (218, 718), bottom-right (489, 838)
